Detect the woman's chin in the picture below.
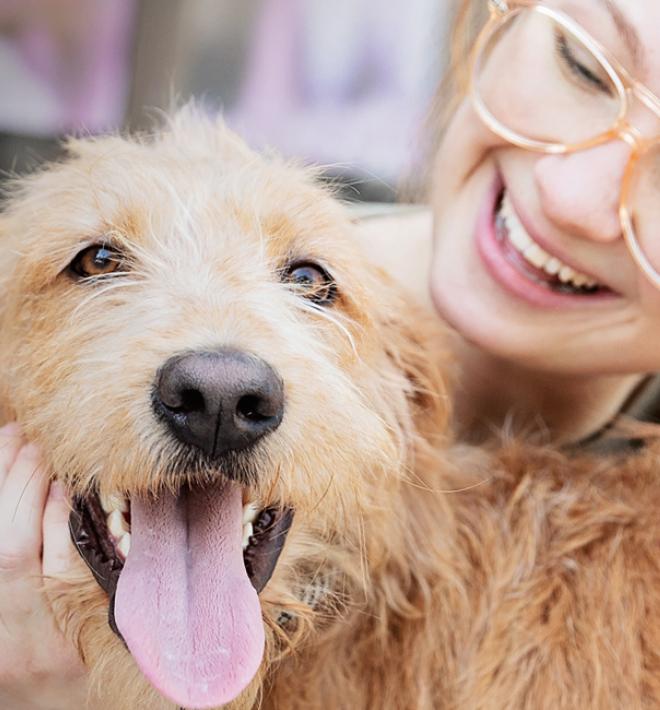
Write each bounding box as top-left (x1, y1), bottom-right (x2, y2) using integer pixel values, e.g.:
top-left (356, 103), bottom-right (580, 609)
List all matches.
top-left (429, 254), bottom-right (608, 375)
top-left (429, 263), bottom-right (528, 359)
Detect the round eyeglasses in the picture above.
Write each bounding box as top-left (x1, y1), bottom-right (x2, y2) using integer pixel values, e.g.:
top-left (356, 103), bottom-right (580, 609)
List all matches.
top-left (469, 0), bottom-right (660, 291)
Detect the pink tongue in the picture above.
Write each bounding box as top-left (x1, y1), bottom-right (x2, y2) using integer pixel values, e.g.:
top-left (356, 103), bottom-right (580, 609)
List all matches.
top-left (114, 482), bottom-right (264, 709)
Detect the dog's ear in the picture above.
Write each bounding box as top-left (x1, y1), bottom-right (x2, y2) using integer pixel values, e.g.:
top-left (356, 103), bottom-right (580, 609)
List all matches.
top-left (372, 266), bottom-right (453, 442)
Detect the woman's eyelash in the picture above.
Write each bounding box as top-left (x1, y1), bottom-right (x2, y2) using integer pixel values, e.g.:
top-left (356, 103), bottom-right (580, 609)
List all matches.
top-left (555, 33), bottom-right (612, 96)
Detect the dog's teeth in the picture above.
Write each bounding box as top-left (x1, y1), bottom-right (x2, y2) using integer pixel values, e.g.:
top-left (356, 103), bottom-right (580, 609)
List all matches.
top-left (117, 533), bottom-right (131, 558)
top-left (100, 492), bottom-right (128, 514)
top-left (242, 522), bottom-right (254, 550)
top-left (242, 502), bottom-right (259, 524)
top-left (107, 509), bottom-right (129, 538)
top-left (115, 496), bottom-right (129, 513)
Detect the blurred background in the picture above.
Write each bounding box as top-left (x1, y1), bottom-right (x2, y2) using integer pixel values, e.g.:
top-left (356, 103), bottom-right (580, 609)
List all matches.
top-left (0, 0), bottom-right (452, 201)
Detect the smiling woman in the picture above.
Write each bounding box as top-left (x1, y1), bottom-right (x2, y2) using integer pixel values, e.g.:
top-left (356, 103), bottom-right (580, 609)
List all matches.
top-left (399, 0), bottom-right (660, 444)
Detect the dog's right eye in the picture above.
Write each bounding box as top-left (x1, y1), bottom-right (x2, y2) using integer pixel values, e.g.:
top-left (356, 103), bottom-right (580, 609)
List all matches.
top-left (281, 261), bottom-right (337, 305)
top-left (68, 245), bottom-right (123, 279)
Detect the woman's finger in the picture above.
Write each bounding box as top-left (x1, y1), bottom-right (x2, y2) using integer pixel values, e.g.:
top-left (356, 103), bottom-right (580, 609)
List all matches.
top-left (42, 480), bottom-right (78, 579)
top-left (0, 444), bottom-right (50, 572)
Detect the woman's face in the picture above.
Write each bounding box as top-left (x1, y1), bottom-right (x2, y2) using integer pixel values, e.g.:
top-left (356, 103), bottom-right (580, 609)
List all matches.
top-left (431, 0), bottom-right (660, 375)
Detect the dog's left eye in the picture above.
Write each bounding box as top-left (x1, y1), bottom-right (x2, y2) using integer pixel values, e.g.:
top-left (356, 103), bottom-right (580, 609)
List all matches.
top-left (69, 245), bottom-right (123, 279)
top-left (282, 262), bottom-right (337, 305)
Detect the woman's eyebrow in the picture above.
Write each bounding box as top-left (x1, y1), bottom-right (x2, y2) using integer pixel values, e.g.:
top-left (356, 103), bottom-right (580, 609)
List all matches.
top-left (597, 0), bottom-right (645, 72)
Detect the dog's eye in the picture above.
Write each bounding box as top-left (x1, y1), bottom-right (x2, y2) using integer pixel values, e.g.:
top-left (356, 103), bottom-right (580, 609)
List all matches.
top-left (69, 245), bottom-right (123, 278)
top-left (282, 262), bottom-right (336, 305)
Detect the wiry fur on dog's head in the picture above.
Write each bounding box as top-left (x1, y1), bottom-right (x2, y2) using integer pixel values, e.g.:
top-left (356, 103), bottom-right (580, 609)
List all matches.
top-left (0, 108), bottom-right (450, 709)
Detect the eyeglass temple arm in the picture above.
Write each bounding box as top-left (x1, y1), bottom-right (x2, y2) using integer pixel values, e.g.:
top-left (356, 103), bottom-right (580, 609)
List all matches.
top-left (489, 0), bottom-right (509, 14)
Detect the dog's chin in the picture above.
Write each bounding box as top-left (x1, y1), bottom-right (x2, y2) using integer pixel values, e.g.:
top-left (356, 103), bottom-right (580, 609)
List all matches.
top-left (69, 477), bottom-right (293, 709)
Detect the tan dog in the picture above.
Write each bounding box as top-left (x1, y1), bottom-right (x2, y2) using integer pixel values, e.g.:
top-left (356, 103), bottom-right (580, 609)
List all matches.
top-left (0, 108), bottom-right (449, 709)
top-left (1, 110), bottom-right (660, 710)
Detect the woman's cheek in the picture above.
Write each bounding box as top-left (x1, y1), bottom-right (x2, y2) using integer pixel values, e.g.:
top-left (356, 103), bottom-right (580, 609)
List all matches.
top-left (431, 97), bottom-right (504, 202)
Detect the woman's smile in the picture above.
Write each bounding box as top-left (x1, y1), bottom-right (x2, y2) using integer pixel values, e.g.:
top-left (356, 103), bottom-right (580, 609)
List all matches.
top-left (475, 175), bottom-right (620, 309)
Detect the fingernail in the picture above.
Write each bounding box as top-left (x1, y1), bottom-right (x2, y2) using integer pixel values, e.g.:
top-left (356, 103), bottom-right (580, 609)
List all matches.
top-left (0, 422), bottom-right (21, 437)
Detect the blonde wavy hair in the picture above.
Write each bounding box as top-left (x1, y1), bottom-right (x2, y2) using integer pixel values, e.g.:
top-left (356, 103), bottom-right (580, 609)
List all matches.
top-left (417, 0), bottom-right (488, 198)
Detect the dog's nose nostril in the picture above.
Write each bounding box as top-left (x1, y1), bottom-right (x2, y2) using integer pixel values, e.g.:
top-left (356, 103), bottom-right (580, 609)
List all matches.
top-left (162, 388), bottom-right (206, 415)
top-left (237, 394), bottom-right (276, 422)
top-left (153, 349), bottom-right (284, 459)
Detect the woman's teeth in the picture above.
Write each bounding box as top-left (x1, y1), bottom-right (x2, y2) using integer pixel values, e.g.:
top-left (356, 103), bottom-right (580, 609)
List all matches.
top-left (98, 493), bottom-right (261, 560)
top-left (498, 191), bottom-right (599, 291)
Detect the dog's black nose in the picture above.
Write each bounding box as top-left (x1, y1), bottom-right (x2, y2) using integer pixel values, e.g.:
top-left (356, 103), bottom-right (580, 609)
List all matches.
top-left (154, 349), bottom-right (284, 457)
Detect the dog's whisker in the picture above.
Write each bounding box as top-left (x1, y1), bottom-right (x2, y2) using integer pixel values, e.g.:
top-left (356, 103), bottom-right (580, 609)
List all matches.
top-left (262, 463), bottom-right (282, 506)
top-left (402, 468), bottom-right (493, 495)
top-left (294, 299), bottom-right (358, 357)
top-left (355, 509), bottom-right (370, 600)
top-left (309, 469), bottom-right (337, 516)
top-left (68, 278), bottom-right (143, 321)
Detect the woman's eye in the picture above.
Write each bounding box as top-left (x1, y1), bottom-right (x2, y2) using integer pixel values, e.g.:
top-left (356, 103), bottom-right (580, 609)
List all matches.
top-left (282, 261), bottom-right (337, 305)
top-left (555, 32), bottom-right (613, 96)
top-left (69, 245), bottom-right (123, 278)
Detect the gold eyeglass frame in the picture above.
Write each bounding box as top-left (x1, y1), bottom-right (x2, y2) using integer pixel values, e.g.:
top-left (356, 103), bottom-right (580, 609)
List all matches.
top-left (469, 0), bottom-right (660, 290)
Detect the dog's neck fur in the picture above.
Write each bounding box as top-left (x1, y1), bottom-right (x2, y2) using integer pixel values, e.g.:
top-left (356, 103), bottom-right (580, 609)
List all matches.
top-left (0, 395), bottom-right (14, 427)
top-left (262, 392), bottom-right (468, 708)
top-left (263, 424), bottom-right (660, 710)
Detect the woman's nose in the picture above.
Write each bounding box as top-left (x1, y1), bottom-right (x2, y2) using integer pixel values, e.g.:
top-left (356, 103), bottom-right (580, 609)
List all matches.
top-left (534, 141), bottom-right (631, 243)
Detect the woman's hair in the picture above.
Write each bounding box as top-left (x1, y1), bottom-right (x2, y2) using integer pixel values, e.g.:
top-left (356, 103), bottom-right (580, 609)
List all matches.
top-left (416, 0), bottom-right (488, 200)
top-left (448, 0), bottom-right (488, 99)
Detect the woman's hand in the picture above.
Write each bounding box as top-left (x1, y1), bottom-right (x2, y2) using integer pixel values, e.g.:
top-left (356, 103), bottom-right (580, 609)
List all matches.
top-left (0, 422), bottom-right (89, 710)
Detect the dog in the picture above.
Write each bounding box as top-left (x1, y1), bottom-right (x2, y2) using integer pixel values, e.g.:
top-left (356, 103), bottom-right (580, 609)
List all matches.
top-left (1, 109), bottom-right (660, 710)
top-left (0, 107), bottom-right (451, 709)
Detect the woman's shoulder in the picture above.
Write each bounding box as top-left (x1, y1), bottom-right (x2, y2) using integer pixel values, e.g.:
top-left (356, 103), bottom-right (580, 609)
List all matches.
top-left (349, 203), bottom-right (434, 308)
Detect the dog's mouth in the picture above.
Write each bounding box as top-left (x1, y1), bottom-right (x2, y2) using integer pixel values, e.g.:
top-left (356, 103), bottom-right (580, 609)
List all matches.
top-left (69, 482), bottom-right (293, 709)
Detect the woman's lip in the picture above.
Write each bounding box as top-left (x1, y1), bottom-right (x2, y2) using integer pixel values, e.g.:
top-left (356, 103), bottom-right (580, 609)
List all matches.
top-left (474, 176), bottom-right (619, 310)
top-left (505, 190), bottom-right (612, 290)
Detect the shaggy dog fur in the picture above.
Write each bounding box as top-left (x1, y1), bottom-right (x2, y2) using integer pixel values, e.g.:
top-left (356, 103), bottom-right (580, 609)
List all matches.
top-left (1, 111), bottom-right (660, 709)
